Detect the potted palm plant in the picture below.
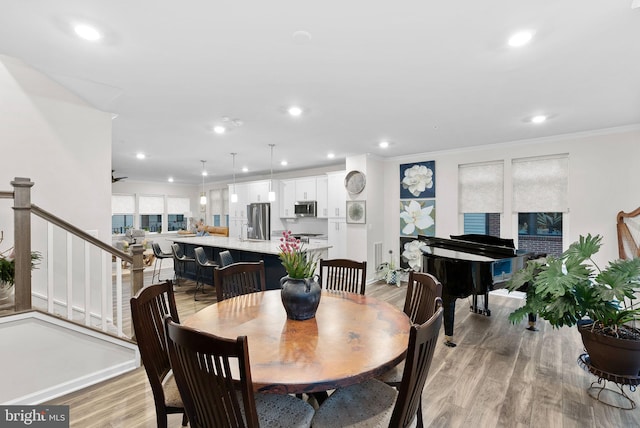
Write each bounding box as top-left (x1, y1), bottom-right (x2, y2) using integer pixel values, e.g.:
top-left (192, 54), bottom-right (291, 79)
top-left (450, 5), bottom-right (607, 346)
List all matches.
top-left (507, 234), bottom-right (640, 376)
top-left (0, 233), bottom-right (42, 301)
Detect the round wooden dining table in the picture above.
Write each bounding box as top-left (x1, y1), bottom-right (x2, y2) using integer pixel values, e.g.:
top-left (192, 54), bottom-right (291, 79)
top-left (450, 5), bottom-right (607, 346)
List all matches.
top-left (183, 289), bottom-right (411, 394)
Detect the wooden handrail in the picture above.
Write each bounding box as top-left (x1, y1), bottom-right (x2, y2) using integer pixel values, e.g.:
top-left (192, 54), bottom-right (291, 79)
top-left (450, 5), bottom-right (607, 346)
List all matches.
top-left (0, 191), bottom-right (13, 199)
top-left (31, 204), bottom-right (132, 263)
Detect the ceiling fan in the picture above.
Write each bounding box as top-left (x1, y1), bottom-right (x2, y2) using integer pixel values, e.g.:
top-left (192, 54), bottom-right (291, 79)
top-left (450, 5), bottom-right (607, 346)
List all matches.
top-left (112, 170), bottom-right (127, 183)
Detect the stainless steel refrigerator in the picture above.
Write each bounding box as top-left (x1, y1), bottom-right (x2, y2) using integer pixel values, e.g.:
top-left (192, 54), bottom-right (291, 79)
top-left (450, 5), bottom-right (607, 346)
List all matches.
top-left (247, 202), bottom-right (271, 240)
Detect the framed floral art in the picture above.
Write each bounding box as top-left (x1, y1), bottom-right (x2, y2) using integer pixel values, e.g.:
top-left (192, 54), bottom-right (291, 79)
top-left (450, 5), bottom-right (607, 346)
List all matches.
top-left (399, 237), bottom-right (424, 270)
top-left (400, 199), bottom-right (435, 237)
top-left (400, 161), bottom-right (435, 199)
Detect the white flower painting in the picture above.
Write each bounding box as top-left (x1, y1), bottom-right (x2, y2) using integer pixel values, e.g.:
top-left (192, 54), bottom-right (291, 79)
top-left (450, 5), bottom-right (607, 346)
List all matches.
top-left (400, 161), bottom-right (435, 199)
top-left (400, 199), bottom-right (435, 236)
top-left (400, 238), bottom-right (424, 270)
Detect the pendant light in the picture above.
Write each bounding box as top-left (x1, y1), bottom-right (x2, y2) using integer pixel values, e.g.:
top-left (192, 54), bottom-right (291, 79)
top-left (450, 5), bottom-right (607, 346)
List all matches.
top-left (200, 160), bottom-right (207, 206)
top-left (268, 144), bottom-right (276, 201)
top-left (230, 153), bottom-right (238, 203)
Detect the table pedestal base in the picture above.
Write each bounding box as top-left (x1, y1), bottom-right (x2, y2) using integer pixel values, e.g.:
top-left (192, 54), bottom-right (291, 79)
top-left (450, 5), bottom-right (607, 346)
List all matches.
top-left (577, 353), bottom-right (638, 410)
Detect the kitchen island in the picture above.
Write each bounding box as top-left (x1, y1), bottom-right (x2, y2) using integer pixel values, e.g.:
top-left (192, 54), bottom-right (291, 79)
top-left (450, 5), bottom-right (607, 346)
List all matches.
top-left (171, 236), bottom-right (331, 289)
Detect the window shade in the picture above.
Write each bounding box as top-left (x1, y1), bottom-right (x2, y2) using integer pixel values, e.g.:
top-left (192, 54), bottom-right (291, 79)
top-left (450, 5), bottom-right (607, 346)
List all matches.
top-left (512, 155), bottom-right (568, 212)
top-left (112, 194), bottom-right (135, 214)
top-left (458, 161), bottom-right (504, 213)
top-left (139, 195), bottom-right (164, 214)
top-left (167, 197), bottom-right (190, 214)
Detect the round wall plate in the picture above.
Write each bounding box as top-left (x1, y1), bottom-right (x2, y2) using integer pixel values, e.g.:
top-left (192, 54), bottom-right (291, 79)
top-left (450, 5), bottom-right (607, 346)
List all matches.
top-left (344, 170), bottom-right (366, 194)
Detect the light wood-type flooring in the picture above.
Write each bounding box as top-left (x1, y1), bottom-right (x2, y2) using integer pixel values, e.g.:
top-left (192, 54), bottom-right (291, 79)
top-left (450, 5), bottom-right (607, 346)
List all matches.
top-left (48, 275), bottom-right (640, 427)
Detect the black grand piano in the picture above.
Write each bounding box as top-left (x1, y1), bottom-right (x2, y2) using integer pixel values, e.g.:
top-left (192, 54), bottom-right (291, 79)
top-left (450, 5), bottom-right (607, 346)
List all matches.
top-left (419, 234), bottom-right (534, 347)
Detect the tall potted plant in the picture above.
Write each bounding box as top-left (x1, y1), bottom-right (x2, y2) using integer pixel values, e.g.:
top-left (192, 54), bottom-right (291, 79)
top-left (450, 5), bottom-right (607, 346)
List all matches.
top-left (507, 234), bottom-right (640, 376)
top-left (0, 247), bottom-right (42, 301)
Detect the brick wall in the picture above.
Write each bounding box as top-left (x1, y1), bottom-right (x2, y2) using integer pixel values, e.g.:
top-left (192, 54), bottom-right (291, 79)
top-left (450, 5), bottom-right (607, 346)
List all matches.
top-left (518, 235), bottom-right (563, 257)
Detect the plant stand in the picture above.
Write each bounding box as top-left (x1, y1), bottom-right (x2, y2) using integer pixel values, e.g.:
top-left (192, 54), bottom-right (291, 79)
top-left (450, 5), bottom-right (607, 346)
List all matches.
top-left (578, 353), bottom-right (639, 410)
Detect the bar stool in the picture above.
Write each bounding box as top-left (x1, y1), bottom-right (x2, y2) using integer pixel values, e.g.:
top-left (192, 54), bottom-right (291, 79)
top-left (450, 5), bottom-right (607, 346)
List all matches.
top-left (193, 247), bottom-right (218, 300)
top-left (219, 250), bottom-right (235, 267)
top-left (151, 243), bottom-right (173, 283)
top-left (171, 243), bottom-right (195, 286)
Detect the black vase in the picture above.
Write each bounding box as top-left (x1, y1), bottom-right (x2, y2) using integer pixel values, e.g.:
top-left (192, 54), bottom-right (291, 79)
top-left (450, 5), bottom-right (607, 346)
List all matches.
top-left (280, 276), bottom-right (321, 321)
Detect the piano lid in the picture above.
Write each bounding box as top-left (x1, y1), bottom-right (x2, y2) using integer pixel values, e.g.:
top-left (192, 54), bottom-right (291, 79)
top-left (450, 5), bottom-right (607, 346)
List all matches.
top-left (418, 235), bottom-right (519, 261)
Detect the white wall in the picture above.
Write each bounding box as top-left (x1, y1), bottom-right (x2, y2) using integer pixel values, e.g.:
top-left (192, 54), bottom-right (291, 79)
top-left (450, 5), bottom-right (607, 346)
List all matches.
top-left (383, 127), bottom-right (640, 268)
top-left (0, 55), bottom-right (112, 308)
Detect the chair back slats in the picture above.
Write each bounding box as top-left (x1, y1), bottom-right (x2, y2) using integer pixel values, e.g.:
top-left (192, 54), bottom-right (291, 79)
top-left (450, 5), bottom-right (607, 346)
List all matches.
top-left (319, 258), bottom-right (367, 295)
top-left (165, 317), bottom-right (259, 428)
top-left (214, 261), bottom-right (266, 302)
top-left (403, 271), bottom-right (443, 324)
top-left (130, 282), bottom-right (181, 423)
top-left (390, 299), bottom-right (443, 428)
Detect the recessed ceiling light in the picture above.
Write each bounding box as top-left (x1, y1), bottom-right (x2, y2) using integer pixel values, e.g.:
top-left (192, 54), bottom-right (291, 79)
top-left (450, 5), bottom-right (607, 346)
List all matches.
top-left (379, 141), bottom-right (390, 149)
top-left (168, 177), bottom-right (174, 183)
top-left (508, 31), bottom-right (533, 47)
top-left (292, 30), bottom-right (312, 44)
top-left (242, 167), bottom-right (248, 173)
top-left (531, 115), bottom-right (547, 124)
top-left (136, 153), bottom-right (146, 160)
top-left (281, 160), bottom-right (288, 166)
top-left (327, 153), bottom-right (335, 159)
top-left (287, 106), bottom-right (303, 117)
top-left (74, 24), bottom-right (102, 41)
top-left (213, 125), bottom-right (226, 134)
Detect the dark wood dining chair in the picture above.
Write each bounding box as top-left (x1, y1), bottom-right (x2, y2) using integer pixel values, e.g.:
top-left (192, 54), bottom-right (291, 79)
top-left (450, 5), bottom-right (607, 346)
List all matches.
top-left (318, 258), bottom-right (367, 295)
top-left (151, 242), bottom-right (173, 283)
top-left (312, 300), bottom-right (444, 428)
top-left (377, 272), bottom-right (443, 425)
top-left (193, 246), bottom-right (218, 300)
top-left (170, 243), bottom-right (195, 286)
top-left (213, 260), bottom-right (266, 302)
top-left (164, 316), bottom-right (314, 428)
top-left (130, 282), bottom-right (187, 428)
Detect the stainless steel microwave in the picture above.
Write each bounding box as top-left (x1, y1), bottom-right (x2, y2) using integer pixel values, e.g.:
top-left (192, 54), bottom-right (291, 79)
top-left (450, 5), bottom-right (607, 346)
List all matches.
top-left (294, 201), bottom-right (317, 217)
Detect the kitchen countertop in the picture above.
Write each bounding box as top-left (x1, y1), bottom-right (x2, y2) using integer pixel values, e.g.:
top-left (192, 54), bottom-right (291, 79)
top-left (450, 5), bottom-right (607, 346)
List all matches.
top-left (171, 236), bottom-right (331, 256)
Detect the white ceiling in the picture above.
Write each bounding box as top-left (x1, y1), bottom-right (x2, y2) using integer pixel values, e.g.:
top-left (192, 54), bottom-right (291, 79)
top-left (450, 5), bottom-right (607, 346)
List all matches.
top-left (2, 1), bottom-right (639, 185)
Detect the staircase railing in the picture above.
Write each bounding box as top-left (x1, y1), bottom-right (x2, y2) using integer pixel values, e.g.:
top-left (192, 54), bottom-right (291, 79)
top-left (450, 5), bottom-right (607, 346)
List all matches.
top-left (1, 177), bottom-right (144, 338)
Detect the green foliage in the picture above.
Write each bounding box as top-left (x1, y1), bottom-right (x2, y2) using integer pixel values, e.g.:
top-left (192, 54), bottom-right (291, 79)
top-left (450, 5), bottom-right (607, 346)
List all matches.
top-left (507, 234), bottom-right (640, 331)
top-left (278, 231), bottom-right (318, 279)
top-left (0, 250), bottom-right (42, 286)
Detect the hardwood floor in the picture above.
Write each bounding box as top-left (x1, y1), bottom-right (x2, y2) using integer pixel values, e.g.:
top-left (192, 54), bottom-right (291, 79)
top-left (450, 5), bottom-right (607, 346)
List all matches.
top-left (48, 277), bottom-right (640, 427)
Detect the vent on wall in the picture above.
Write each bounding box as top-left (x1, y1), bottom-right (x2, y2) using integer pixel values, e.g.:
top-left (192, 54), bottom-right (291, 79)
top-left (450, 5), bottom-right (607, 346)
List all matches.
top-left (374, 242), bottom-right (383, 269)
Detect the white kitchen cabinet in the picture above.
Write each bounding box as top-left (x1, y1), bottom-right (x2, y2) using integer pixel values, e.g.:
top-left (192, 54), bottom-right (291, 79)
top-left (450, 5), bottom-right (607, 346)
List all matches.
top-left (316, 176), bottom-right (328, 218)
top-left (228, 183), bottom-right (248, 238)
top-left (328, 218), bottom-right (347, 259)
top-left (295, 177), bottom-right (317, 201)
top-left (280, 179), bottom-right (296, 218)
top-left (327, 171), bottom-right (347, 218)
top-left (246, 180), bottom-right (270, 203)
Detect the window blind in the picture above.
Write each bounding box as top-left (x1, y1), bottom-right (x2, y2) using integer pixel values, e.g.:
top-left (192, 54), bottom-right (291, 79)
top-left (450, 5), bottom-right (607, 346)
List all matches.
top-left (139, 195), bottom-right (164, 214)
top-left (512, 154), bottom-right (568, 212)
top-left (112, 194), bottom-right (135, 215)
top-left (167, 197), bottom-right (190, 214)
top-left (458, 161), bottom-right (504, 213)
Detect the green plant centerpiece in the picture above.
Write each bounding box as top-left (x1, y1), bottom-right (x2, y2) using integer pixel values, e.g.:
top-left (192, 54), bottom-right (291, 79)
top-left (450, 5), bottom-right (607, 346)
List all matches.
top-left (507, 234), bottom-right (640, 376)
top-left (278, 230), bottom-right (321, 321)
